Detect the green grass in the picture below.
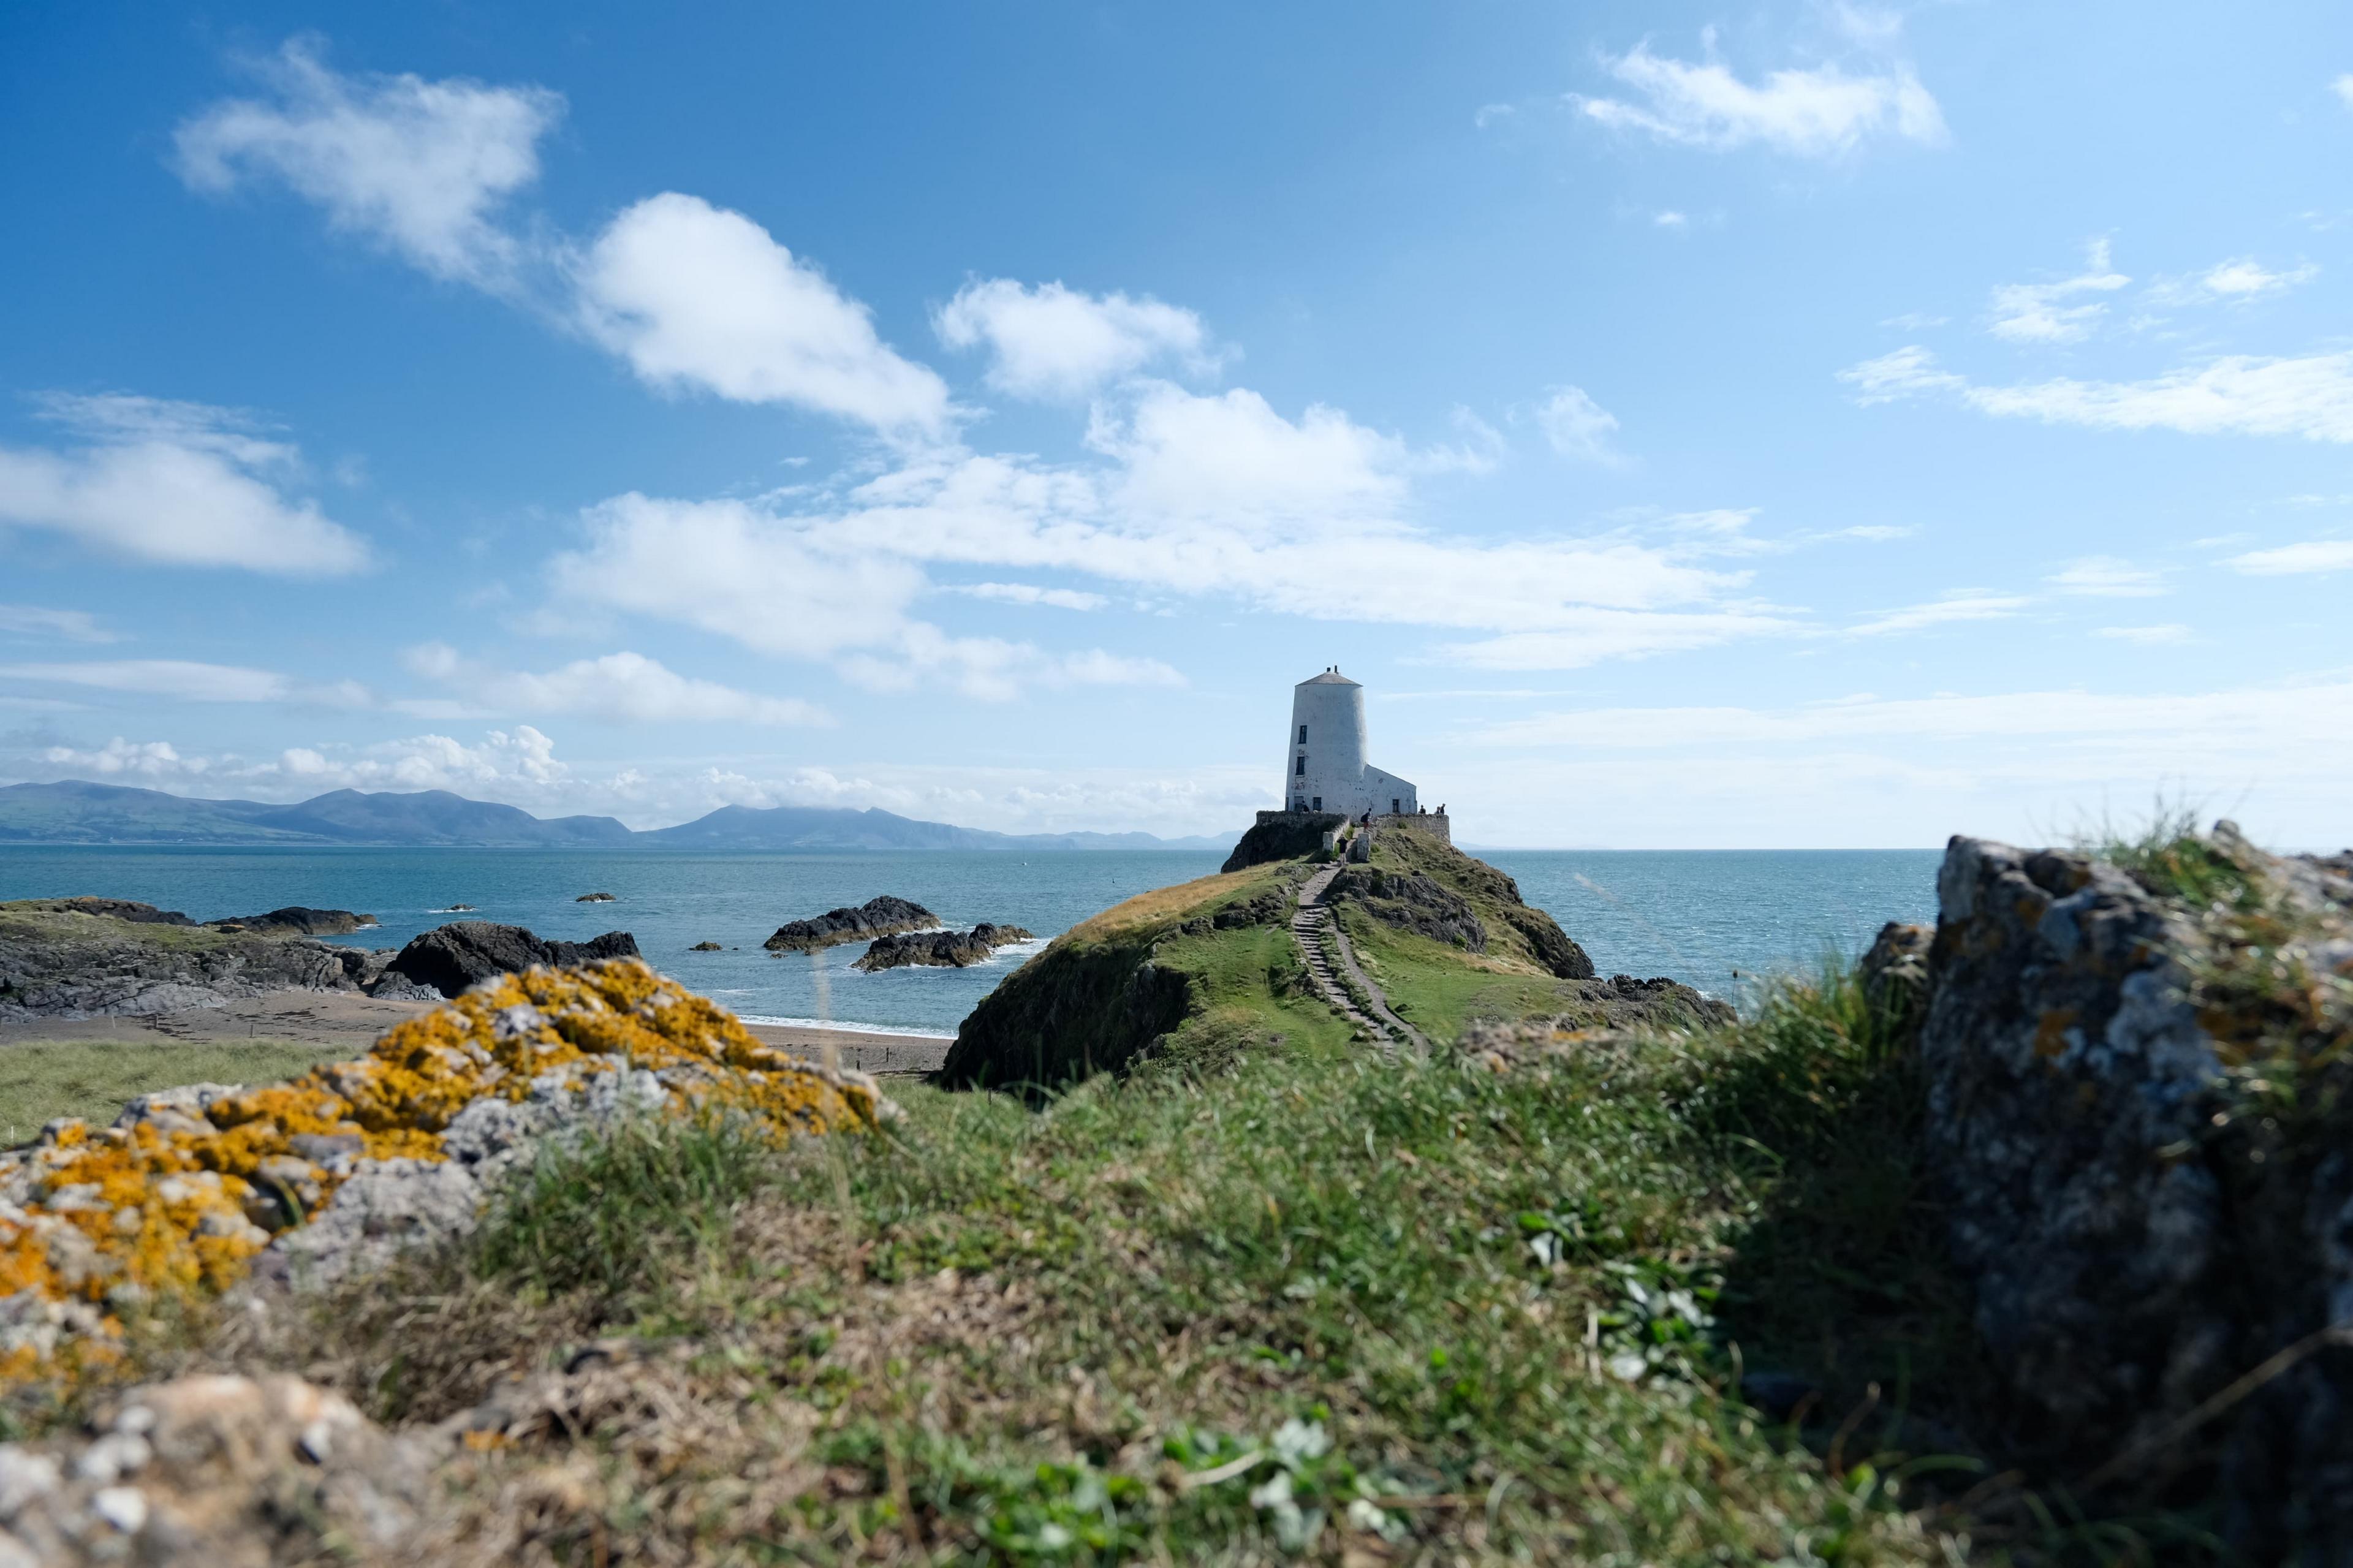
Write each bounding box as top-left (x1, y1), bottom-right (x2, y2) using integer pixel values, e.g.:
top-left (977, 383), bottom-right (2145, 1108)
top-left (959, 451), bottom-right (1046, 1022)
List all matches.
top-left (1342, 909), bottom-right (1603, 1043)
top-left (218, 974), bottom-right (2009, 1564)
top-left (0, 1039), bottom-right (341, 1146)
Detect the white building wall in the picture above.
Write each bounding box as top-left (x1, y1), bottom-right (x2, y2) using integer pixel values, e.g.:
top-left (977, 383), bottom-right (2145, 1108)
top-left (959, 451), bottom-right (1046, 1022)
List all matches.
top-left (1281, 670), bottom-right (1418, 816)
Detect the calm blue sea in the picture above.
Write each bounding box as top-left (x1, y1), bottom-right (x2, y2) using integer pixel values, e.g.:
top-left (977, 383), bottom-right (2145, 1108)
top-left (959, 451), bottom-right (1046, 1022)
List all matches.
top-left (0, 846), bottom-right (1940, 1034)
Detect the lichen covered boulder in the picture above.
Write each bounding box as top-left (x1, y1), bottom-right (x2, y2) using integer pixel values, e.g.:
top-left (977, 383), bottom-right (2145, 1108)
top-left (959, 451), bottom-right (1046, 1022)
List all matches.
top-left (0, 958), bottom-right (894, 1382)
top-left (1921, 825), bottom-right (2353, 1550)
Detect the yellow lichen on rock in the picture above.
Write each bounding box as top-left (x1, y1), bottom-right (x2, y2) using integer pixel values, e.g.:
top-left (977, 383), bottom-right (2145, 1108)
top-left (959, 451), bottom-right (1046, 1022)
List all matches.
top-left (0, 959), bottom-right (892, 1383)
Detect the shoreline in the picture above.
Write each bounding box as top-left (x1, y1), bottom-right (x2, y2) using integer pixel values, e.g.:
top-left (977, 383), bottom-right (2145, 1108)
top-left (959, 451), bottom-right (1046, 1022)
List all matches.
top-left (0, 989), bottom-right (955, 1077)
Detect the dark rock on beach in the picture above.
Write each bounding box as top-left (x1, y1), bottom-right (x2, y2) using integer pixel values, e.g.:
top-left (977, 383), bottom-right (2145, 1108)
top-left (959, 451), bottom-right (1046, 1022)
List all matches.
top-left (763, 895), bottom-right (936, 953)
top-left (379, 921), bottom-right (641, 999)
top-left (0, 898), bottom-right (387, 1020)
top-left (205, 906), bottom-right (379, 937)
top-left (855, 923), bottom-right (1034, 972)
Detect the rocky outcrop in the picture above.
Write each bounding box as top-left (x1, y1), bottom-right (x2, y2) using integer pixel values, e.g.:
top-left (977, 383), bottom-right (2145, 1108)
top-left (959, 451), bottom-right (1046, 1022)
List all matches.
top-left (854, 923), bottom-right (1034, 972)
top-left (1919, 825), bottom-right (2353, 1552)
top-left (1221, 812), bottom-right (1346, 873)
top-left (762, 896), bottom-right (936, 952)
top-left (1328, 866), bottom-right (1487, 952)
top-left (689, 941), bottom-right (723, 952)
top-left (10, 896), bottom-right (194, 926)
top-left (935, 932), bottom-right (1194, 1094)
top-left (379, 922), bottom-right (639, 999)
top-left (0, 901), bottom-right (384, 1020)
top-left (205, 906), bottom-right (378, 936)
top-left (576, 892), bottom-right (616, 902)
top-left (0, 1374), bottom-right (436, 1564)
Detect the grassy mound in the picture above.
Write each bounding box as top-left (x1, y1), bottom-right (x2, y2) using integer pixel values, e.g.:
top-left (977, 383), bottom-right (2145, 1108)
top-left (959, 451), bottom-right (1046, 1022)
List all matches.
top-left (149, 960), bottom-right (1980, 1564)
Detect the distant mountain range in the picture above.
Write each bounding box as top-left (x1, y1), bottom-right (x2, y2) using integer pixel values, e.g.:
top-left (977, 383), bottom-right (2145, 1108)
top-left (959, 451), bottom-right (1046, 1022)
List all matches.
top-left (0, 780), bottom-right (1238, 853)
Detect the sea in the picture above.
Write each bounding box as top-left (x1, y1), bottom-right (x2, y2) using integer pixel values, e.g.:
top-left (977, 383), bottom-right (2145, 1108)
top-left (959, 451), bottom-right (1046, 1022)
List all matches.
top-left (0, 846), bottom-right (1941, 1036)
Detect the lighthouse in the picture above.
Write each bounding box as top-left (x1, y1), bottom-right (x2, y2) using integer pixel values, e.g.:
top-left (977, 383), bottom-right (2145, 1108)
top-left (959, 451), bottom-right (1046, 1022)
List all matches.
top-left (1284, 667), bottom-right (1420, 817)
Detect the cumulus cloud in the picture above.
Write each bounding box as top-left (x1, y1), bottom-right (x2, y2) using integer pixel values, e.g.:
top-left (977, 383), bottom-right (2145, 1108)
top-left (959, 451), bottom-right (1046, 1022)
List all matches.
top-left (0, 659), bottom-right (371, 706)
top-left (1986, 240), bottom-right (2128, 344)
top-left (1531, 385), bottom-right (1623, 464)
top-left (32, 725), bottom-right (574, 799)
top-left (0, 394), bottom-right (369, 574)
top-left (548, 381), bottom-right (1789, 676)
top-left (173, 38), bottom-right (561, 287)
top-left (572, 193), bottom-right (950, 433)
top-left (1841, 346), bottom-right (2353, 442)
top-left (934, 279), bottom-right (1211, 400)
top-left (2227, 537), bottom-right (2353, 575)
top-left (1572, 39), bottom-right (1946, 157)
top-left (2046, 555), bottom-right (2167, 596)
top-left (0, 605), bottom-right (115, 643)
top-left (402, 643), bottom-right (832, 725)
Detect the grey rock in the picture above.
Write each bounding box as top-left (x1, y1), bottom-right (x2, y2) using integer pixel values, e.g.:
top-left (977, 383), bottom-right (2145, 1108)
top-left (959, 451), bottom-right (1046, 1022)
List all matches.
top-left (202, 906), bottom-right (378, 936)
top-left (378, 921), bottom-right (639, 999)
top-left (763, 895), bottom-right (936, 952)
top-left (0, 901), bottom-right (379, 1020)
top-left (1920, 830), bottom-right (2353, 1553)
top-left (854, 923), bottom-right (1034, 971)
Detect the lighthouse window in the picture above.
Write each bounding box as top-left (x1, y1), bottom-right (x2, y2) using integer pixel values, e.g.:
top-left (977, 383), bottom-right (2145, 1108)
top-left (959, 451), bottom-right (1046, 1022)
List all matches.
top-left (1295, 756), bottom-right (1306, 776)
top-left (1297, 724), bottom-right (1306, 743)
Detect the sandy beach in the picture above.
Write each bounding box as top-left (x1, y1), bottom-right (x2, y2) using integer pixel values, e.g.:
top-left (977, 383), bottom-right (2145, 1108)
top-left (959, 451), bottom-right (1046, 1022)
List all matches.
top-left (0, 990), bottom-right (955, 1076)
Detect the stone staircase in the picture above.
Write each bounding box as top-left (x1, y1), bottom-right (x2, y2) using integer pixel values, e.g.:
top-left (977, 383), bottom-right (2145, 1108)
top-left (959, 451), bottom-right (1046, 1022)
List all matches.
top-left (1290, 860), bottom-right (1428, 1055)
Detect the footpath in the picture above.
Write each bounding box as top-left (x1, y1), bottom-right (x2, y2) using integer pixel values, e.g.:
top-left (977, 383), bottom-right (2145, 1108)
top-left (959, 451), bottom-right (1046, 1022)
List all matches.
top-left (1290, 860), bottom-right (1429, 1056)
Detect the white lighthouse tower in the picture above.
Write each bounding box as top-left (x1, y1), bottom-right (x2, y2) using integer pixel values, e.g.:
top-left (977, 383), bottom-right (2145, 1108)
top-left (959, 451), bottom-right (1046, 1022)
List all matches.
top-left (1284, 667), bottom-right (1420, 818)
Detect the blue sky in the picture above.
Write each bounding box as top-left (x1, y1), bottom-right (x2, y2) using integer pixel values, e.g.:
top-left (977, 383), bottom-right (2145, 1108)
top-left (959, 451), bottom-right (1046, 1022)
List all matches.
top-left (2, 1), bottom-right (2349, 848)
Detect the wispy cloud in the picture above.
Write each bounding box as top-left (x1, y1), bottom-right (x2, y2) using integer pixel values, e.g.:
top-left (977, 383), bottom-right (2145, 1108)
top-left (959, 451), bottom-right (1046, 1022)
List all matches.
top-left (2095, 624), bottom-right (2192, 644)
top-left (2046, 555), bottom-right (2167, 597)
top-left (1847, 590), bottom-right (2029, 636)
top-left (0, 659), bottom-right (370, 706)
top-left (1530, 385), bottom-right (1624, 464)
top-left (2226, 537), bottom-right (2353, 575)
top-left (0, 605), bottom-right (116, 643)
top-left (1841, 346), bottom-right (2353, 442)
top-left (2145, 256), bottom-right (2319, 307)
top-left (1572, 36), bottom-right (1947, 157)
top-left (1986, 240), bottom-right (2129, 344)
top-left (402, 644), bottom-right (834, 725)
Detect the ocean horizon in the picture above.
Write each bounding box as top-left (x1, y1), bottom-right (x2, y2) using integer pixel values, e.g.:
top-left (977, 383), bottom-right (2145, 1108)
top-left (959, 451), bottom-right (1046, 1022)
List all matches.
top-left (1, 843), bottom-right (1941, 1034)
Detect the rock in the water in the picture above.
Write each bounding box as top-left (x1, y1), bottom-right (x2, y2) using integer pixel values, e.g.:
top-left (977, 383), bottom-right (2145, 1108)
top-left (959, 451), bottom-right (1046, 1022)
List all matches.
top-left (689, 940), bottom-right (722, 951)
top-left (379, 921), bottom-right (640, 999)
top-left (855, 923), bottom-right (1034, 972)
top-left (204, 906), bottom-right (378, 936)
top-left (1919, 825), bottom-right (2353, 1553)
top-left (0, 1374), bottom-right (434, 1563)
top-left (763, 895), bottom-right (936, 952)
top-left (0, 900), bottom-right (380, 1020)
top-left (576, 891), bottom-right (616, 902)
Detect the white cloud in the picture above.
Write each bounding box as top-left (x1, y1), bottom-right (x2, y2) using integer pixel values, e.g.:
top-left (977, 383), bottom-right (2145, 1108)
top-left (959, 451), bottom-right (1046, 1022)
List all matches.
top-left (934, 279), bottom-right (1211, 401)
top-left (1532, 385), bottom-right (1623, 464)
top-left (402, 644), bottom-right (833, 725)
top-left (955, 582), bottom-right (1107, 610)
top-left (173, 39), bottom-right (561, 287)
top-left (573, 192), bottom-right (950, 434)
top-left (1841, 346), bottom-right (2353, 442)
top-left (2096, 624), bottom-right (2192, 644)
top-left (0, 394), bottom-right (369, 574)
top-left (1848, 591), bottom-right (2029, 636)
top-left (2146, 257), bottom-right (2319, 306)
top-left (33, 726), bottom-right (574, 799)
top-left (1838, 345), bottom-right (1965, 403)
top-left (2046, 555), bottom-right (2167, 596)
top-left (2227, 537), bottom-right (2353, 575)
top-left (0, 605), bottom-right (115, 643)
top-left (1879, 311), bottom-right (1947, 330)
top-left (2333, 74), bottom-right (2353, 109)
top-left (1987, 240), bottom-right (2129, 344)
top-left (1573, 41), bottom-right (1946, 157)
top-left (548, 381), bottom-right (1787, 677)
top-left (0, 659), bottom-right (371, 706)
top-left (1653, 210), bottom-right (1688, 229)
